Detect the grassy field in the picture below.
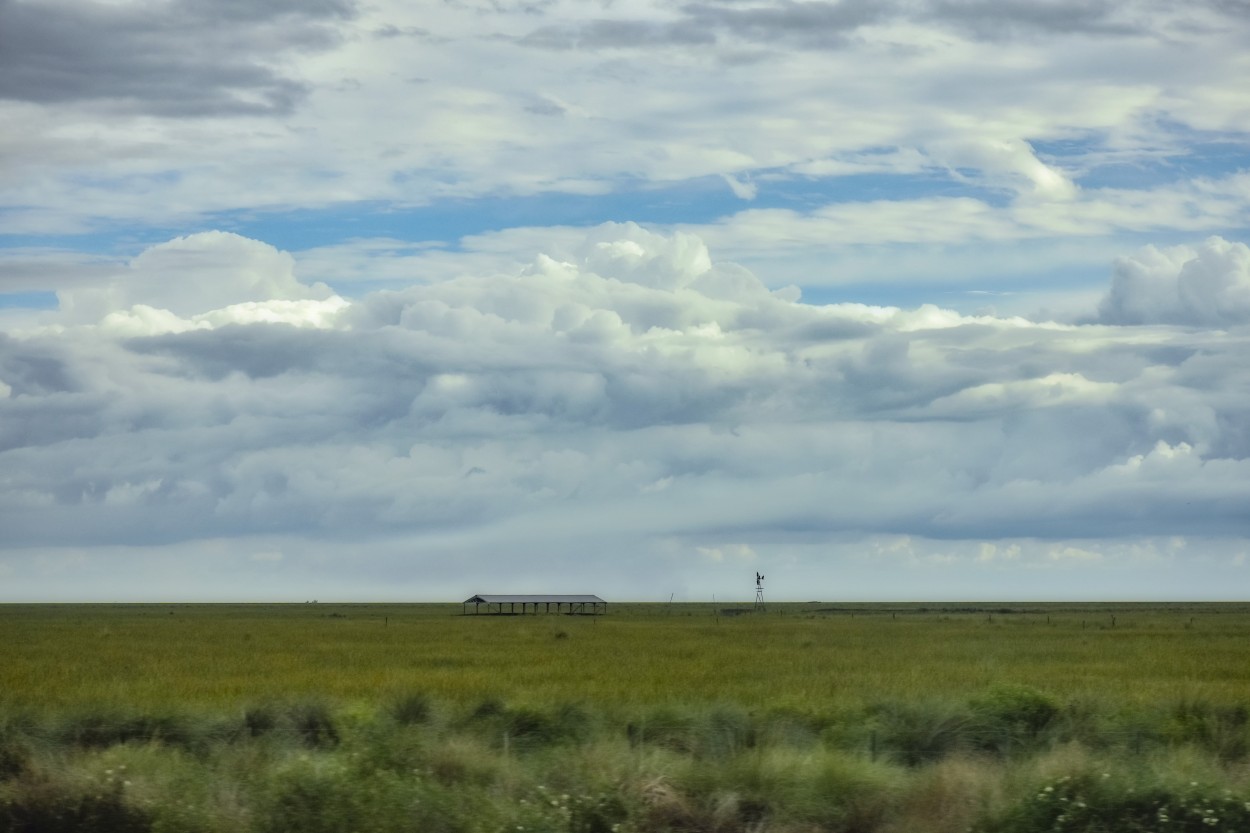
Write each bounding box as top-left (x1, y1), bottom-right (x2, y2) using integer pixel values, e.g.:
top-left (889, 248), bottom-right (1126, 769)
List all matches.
top-left (2, 601), bottom-right (1248, 711)
top-left (3, 602), bottom-right (1250, 832)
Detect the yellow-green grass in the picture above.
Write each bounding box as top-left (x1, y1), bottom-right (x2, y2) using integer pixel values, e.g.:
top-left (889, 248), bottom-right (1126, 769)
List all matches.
top-left (2, 602), bottom-right (1248, 713)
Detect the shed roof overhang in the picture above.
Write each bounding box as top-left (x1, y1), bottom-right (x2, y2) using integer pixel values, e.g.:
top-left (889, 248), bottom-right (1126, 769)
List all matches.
top-left (463, 594), bottom-right (605, 604)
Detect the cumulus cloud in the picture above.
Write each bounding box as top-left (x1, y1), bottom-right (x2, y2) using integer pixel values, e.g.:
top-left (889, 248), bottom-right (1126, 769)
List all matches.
top-left (1097, 237), bottom-right (1250, 327)
top-left (59, 231), bottom-right (343, 330)
top-left (3, 0), bottom-right (1249, 601)
top-left (2, 224), bottom-right (1248, 601)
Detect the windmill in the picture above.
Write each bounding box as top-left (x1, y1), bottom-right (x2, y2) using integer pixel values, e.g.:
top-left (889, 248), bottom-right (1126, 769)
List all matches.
top-left (754, 571), bottom-right (766, 611)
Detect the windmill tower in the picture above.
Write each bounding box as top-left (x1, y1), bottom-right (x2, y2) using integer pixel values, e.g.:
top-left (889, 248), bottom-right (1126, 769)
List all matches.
top-left (754, 571), bottom-right (766, 612)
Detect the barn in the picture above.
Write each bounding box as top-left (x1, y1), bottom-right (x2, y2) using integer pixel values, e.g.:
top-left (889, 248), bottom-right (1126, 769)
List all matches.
top-left (462, 594), bottom-right (607, 615)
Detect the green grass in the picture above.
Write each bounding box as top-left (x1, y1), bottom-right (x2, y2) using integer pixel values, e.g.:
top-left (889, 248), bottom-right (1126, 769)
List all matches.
top-left (2, 602), bottom-right (1249, 832)
top-left (2, 602), bottom-right (1248, 712)
top-left (2, 692), bottom-right (1249, 833)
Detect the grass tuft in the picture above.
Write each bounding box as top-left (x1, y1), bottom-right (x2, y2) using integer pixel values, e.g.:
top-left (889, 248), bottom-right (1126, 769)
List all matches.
top-left (286, 701), bottom-right (339, 749)
top-left (387, 692), bottom-right (432, 726)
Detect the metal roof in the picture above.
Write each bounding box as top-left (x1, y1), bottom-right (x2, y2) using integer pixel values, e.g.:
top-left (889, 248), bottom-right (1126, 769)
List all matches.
top-left (463, 594), bottom-right (605, 604)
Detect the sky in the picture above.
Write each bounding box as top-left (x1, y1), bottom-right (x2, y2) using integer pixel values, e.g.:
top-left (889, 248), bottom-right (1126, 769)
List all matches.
top-left (1, 0), bottom-right (1249, 602)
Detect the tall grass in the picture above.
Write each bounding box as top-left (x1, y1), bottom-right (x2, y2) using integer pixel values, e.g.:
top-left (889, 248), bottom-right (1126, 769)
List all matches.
top-left (2, 694), bottom-right (1249, 832)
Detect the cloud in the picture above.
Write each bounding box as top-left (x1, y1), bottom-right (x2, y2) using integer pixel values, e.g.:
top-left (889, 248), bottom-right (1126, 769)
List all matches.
top-left (518, 0), bottom-right (1141, 55)
top-left (2, 0), bottom-right (1248, 601)
top-left (696, 543), bottom-right (757, 563)
top-left (928, 138), bottom-right (1079, 200)
top-left (3, 226), bottom-right (1248, 573)
top-left (2, 0), bottom-right (1248, 248)
top-left (720, 174), bottom-right (758, 200)
top-left (59, 231), bottom-right (341, 326)
top-left (927, 0), bottom-right (1141, 40)
top-left (520, 18), bottom-right (716, 50)
top-left (1048, 544), bottom-right (1103, 562)
top-left (681, 0), bottom-right (891, 50)
top-left (1097, 237), bottom-right (1250, 327)
top-left (0, 0), bottom-right (354, 116)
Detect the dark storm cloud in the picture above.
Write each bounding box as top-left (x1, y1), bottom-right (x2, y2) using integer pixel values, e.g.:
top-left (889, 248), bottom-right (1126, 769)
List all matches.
top-left (0, 0), bottom-right (356, 116)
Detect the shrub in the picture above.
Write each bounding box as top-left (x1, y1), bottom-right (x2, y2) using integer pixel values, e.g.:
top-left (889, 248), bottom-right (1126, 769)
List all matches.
top-left (976, 773), bottom-right (1250, 833)
top-left (1, 773), bottom-right (153, 833)
top-left (501, 707), bottom-right (557, 747)
top-left (627, 706), bottom-right (756, 759)
top-left (550, 703), bottom-right (595, 745)
top-left (568, 792), bottom-right (631, 833)
top-left (258, 761), bottom-right (499, 833)
top-left (464, 701), bottom-right (593, 750)
top-left (388, 692), bottom-right (432, 726)
top-left (257, 766), bottom-right (385, 833)
top-left (871, 701), bottom-right (975, 766)
top-left (0, 739), bottom-right (30, 782)
top-left (972, 685), bottom-right (1058, 734)
top-left (286, 701), bottom-right (339, 749)
top-left (512, 787), bottom-right (634, 833)
top-left (969, 685), bottom-right (1059, 755)
top-left (51, 709), bottom-right (232, 755)
top-left (755, 709), bottom-right (822, 751)
top-left (680, 747), bottom-right (903, 833)
top-left (424, 736), bottom-right (504, 786)
top-left (503, 703), bottom-right (593, 748)
top-left (888, 756), bottom-right (1000, 833)
top-left (1166, 699), bottom-right (1249, 762)
top-left (243, 704), bottom-right (278, 738)
top-left (625, 707), bottom-right (699, 754)
top-left (701, 706), bottom-right (757, 759)
top-left (468, 698), bottom-right (504, 721)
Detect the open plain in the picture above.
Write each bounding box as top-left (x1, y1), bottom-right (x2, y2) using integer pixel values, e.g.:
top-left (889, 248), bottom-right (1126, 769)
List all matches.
top-left (3, 601), bottom-right (1250, 710)
top-left (2, 602), bottom-right (1250, 832)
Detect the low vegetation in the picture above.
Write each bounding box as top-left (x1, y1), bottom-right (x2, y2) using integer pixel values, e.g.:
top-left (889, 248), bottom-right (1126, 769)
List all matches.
top-left (1, 602), bottom-right (1248, 831)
